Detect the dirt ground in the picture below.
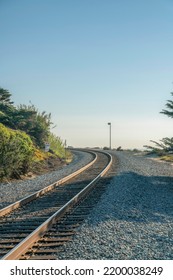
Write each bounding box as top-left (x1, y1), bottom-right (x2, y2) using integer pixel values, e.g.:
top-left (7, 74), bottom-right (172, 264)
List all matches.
top-left (26, 156), bottom-right (68, 178)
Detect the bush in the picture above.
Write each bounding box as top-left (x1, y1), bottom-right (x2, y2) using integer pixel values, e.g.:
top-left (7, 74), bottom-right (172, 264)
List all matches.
top-left (0, 124), bottom-right (34, 179)
top-left (48, 133), bottom-right (66, 158)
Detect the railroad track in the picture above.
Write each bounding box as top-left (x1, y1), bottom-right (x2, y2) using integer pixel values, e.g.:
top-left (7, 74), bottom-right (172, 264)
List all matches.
top-left (0, 150), bottom-right (112, 260)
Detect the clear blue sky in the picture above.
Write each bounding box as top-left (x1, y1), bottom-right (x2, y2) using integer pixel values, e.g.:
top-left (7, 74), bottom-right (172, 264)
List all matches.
top-left (1, 0), bottom-right (173, 149)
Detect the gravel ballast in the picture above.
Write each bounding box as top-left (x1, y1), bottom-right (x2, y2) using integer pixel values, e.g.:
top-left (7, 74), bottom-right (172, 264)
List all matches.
top-left (0, 150), bottom-right (93, 209)
top-left (57, 151), bottom-right (173, 260)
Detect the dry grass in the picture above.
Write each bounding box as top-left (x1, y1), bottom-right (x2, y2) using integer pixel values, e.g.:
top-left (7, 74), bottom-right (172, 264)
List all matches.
top-left (159, 154), bottom-right (173, 162)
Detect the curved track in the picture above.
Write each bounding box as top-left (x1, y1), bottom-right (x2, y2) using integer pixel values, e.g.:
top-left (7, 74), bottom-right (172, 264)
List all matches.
top-left (0, 150), bottom-right (112, 260)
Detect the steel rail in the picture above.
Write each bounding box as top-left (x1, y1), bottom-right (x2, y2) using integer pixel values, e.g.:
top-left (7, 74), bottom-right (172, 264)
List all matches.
top-left (2, 150), bottom-right (112, 260)
top-left (0, 150), bottom-right (97, 217)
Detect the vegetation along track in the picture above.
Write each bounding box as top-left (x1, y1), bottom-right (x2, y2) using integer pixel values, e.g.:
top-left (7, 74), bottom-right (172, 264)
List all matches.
top-left (0, 150), bottom-right (112, 260)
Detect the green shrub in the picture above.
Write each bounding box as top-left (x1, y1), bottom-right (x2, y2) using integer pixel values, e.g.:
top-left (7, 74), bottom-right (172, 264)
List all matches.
top-left (48, 133), bottom-right (72, 160)
top-left (0, 124), bottom-right (34, 179)
top-left (47, 133), bottom-right (65, 158)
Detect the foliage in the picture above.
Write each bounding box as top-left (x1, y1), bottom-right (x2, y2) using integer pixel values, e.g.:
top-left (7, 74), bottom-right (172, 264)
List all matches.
top-left (14, 104), bottom-right (52, 148)
top-left (0, 87), bottom-right (71, 180)
top-left (48, 133), bottom-right (66, 158)
top-left (33, 148), bottom-right (50, 161)
top-left (0, 88), bottom-right (16, 128)
top-left (159, 155), bottom-right (173, 162)
top-left (0, 123), bottom-right (34, 180)
top-left (116, 146), bottom-right (123, 151)
top-left (0, 88), bottom-right (14, 105)
top-left (132, 148), bottom-right (140, 152)
top-left (160, 92), bottom-right (173, 118)
top-left (144, 138), bottom-right (173, 155)
top-left (0, 88), bottom-right (53, 148)
top-left (144, 92), bottom-right (173, 156)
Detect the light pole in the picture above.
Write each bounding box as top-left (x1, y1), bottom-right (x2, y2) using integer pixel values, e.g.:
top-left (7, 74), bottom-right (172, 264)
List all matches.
top-left (108, 122), bottom-right (111, 149)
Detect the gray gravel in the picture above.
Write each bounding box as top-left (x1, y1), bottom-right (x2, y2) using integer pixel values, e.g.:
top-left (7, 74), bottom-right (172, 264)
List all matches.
top-left (0, 150), bottom-right (93, 209)
top-left (58, 151), bottom-right (173, 260)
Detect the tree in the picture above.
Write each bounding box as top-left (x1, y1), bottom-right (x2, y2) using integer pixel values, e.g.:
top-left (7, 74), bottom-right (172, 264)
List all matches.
top-left (0, 88), bottom-right (14, 105)
top-left (15, 105), bottom-right (52, 148)
top-left (144, 138), bottom-right (173, 153)
top-left (160, 92), bottom-right (173, 118)
top-left (143, 92), bottom-right (173, 154)
top-left (0, 89), bottom-right (53, 148)
top-left (0, 88), bottom-right (16, 128)
top-left (0, 87), bottom-right (53, 148)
